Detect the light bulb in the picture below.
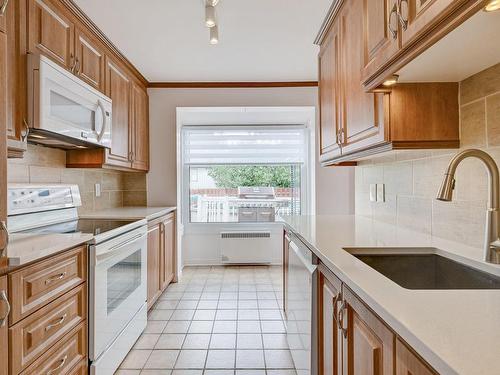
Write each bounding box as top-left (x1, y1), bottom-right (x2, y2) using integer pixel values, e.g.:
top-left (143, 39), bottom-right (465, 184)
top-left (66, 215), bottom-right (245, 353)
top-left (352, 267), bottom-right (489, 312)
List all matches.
top-left (382, 74), bottom-right (399, 87)
top-left (205, 5), bottom-right (216, 28)
top-left (210, 25), bottom-right (219, 45)
top-left (484, 0), bottom-right (500, 11)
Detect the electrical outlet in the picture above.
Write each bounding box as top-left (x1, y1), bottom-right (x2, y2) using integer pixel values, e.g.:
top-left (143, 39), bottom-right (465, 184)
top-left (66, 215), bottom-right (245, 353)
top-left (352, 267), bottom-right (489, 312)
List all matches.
top-left (95, 183), bottom-right (101, 197)
top-left (376, 183), bottom-right (385, 202)
top-left (369, 184), bottom-right (377, 202)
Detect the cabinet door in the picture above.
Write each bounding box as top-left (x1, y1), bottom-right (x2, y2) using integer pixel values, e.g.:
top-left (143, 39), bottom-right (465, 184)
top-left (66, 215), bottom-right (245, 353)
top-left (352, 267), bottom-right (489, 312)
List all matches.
top-left (160, 214), bottom-right (175, 290)
top-left (75, 26), bottom-right (105, 92)
top-left (0, 30), bottom-right (8, 260)
top-left (105, 57), bottom-right (132, 168)
top-left (147, 223), bottom-right (161, 309)
top-left (0, 276), bottom-right (8, 375)
top-left (339, 0), bottom-right (385, 155)
top-left (400, 0), bottom-right (467, 47)
top-left (396, 338), bottom-right (436, 375)
top-left (362, 0), bottom-right (400, 83)
top-left (6, 0), bottom-right (28, 157)
top-left (27, 0), bottom-right (75, 70)
top-left (131, 83), bottom-right (149, 171)
top-left (318, 265), bottom-right (342, 375)
top-left (343, 287), bottom-right (394, 375)
top-left (283, 230), bottom-right (290, 315)
top-left (318, 21), bottom-right (341, 162)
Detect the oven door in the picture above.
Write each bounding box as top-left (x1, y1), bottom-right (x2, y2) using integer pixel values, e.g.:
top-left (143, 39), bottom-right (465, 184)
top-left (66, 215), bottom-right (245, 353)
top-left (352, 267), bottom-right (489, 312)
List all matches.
top-left (90, 226), bottom-right (147, 361)
top-left (28, 54), bottom-right (112, 148)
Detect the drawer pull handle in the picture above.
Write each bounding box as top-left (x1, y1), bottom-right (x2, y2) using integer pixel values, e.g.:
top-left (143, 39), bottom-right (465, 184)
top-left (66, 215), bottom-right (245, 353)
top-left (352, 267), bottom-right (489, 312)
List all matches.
top-left (0, 290), bottom-right (10, 327)
top-left (45, 313), bottom-right (67, 331)
top-left (0, 0), bottom-right (9, 16)
top-left (46, 355), bottom-right (68, 375)
top-left (45, 272), bottom-right (67, 285)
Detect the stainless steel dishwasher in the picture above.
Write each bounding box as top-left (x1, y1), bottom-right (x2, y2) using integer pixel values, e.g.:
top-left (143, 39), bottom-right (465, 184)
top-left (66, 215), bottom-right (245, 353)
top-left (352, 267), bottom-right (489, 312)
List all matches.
top-left (285, 232), bottom-right (318, 375)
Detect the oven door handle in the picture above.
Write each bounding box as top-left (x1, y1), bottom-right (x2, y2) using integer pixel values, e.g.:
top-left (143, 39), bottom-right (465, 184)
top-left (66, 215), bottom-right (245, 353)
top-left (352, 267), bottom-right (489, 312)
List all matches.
top-left (96, 233), bottom-right (146, 263)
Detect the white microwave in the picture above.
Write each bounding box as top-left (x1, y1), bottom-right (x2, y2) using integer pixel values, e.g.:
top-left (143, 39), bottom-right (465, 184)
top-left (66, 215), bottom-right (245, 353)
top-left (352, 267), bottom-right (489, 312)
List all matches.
top-left (27, 54), bottom-right (112, 149)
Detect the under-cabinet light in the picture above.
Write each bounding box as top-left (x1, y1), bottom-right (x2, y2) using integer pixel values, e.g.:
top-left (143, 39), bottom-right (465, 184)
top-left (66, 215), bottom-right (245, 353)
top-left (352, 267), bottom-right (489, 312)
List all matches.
top-left (382, 74), bottom-right (399, 87)
top-left (484, 0), bottom-right (500, 11)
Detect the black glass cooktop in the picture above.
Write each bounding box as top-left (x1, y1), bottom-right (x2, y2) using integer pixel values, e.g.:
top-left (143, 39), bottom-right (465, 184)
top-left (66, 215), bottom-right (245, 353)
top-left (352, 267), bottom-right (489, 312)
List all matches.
top-left (21, 219), bottom-right (136, 236)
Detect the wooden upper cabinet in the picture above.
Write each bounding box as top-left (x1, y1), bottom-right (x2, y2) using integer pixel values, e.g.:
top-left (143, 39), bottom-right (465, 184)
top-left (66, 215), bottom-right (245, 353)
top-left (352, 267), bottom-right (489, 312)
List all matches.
top-left (396, 338), bottom-right (437, 375)
top-left (343, 287), bottom-right (394, 375)
top-left (0, 276), bottom-right (8, 375)
top-left (131, 82), bottom-right (149, 171)
top-left (400, 0), bottom-right (467, 47)
top-left (105, 57), bottom-right (132, 168)
top-left (362, 0), bottom-right (400, 83)
top-left (27, 0), bottom-right (75, 70)
top-left (318, 21), bottom-right (341, 161)
top-left (339, 0), bottom-right (385, 154)
top-left (75, 26), bottom-right (105, 92)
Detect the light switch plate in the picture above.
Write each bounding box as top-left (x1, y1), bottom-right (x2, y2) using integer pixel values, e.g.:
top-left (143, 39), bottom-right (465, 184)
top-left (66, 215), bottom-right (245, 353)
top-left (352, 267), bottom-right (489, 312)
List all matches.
top-left (376, 183), bottom-right (385, 202)
top-left (95, 183), bottom-right (101, 197)
top-left (369, 184), bottom-right (377, 202)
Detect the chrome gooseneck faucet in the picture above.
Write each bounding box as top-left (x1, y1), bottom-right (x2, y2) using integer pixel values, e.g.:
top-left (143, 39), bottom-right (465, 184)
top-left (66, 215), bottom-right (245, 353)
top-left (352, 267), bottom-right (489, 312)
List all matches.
top-left (436, 149), bottom-right (500, 264)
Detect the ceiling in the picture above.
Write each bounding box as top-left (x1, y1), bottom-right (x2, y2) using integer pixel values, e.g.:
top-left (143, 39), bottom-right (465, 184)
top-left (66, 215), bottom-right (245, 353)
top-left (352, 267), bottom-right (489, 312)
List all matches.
top-left (73, 0), bottom-right (332, 83)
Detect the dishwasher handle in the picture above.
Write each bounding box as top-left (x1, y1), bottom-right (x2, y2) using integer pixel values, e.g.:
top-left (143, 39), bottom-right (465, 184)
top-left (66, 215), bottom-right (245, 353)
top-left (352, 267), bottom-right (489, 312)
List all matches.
top-left (289, 240), bottom-right (317, 275)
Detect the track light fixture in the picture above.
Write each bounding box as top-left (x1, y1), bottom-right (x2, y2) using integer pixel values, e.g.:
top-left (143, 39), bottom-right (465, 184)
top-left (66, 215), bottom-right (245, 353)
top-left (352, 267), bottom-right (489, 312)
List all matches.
top-left (205, 4), bottom-right (216, 28)
top-left (204, 0), bottom-right (220, 44)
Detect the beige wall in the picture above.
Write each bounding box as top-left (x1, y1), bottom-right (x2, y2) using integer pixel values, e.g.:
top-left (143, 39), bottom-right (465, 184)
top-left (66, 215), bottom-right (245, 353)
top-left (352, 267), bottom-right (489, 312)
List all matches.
top-left (147, 87), bottom-right (355, 215)
top-left (8, 145), bottom-right (147, 213)
top-left (355, 63), bottom-right (500, 248)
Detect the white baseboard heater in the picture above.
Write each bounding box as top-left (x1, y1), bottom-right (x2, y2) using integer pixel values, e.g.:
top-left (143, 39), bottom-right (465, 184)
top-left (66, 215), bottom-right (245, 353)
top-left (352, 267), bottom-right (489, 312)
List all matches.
top-left (220, 231), bottom-right (273, 264)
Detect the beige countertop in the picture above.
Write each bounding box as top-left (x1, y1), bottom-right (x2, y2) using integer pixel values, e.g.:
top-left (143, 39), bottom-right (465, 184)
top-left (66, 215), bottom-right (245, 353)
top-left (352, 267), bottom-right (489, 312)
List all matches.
top-left (280, 214), bottom-right (500, 375)
top-left (80, 206), bottom-right (176, 221)
top-left (2, 232), bottom-right (94, 273)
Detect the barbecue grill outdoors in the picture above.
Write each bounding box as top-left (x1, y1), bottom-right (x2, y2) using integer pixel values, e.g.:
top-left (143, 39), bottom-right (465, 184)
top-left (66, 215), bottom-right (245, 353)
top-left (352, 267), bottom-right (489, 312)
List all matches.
top-left (237, 187), bottom-right (276, 222)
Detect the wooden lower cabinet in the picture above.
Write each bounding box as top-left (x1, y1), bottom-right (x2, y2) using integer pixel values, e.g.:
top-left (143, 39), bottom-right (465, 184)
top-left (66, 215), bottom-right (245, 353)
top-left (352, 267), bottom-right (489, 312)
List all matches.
top-left (317, 261), bottom-right (437, 375)
top-left (0, 276), bottom-right (8, 375)
top-left (147, 212), bottom-right (177, 309)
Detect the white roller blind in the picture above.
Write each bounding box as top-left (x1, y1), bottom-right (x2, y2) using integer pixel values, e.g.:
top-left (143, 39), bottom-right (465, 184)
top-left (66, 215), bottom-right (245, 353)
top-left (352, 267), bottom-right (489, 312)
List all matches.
top-left (183, 126), bottom-right (307, 165)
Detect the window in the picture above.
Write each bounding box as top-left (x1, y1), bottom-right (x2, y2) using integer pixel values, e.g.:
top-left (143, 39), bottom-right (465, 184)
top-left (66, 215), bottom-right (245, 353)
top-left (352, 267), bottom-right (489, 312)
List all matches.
top-left (183, 126), bottom-right (307, 223)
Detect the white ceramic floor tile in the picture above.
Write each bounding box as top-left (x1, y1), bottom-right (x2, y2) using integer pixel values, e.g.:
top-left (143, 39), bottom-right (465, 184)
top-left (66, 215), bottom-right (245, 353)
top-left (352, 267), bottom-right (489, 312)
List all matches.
top-left (209, 334), bottom-right (237, 349)
top-left (156, 300), bottom-right (180, 310)
top-left (193, 310), bottom-right (216, 320)
top-left (258, 300), bottom-right (279, 309)
top-left (205, 350), bottom-right (236, 369)
top-left (135, 334), bottom-right (161, 349)
top-left (144, 321), bottom-right (168, 334)
top-left (216, 310), bottom-right (238, 320)
top-left (237, 321), bottom-right (261, 334)
top-left (264, 350), bottom-right (294, 369)
top-left (258, 310), bottom-right (282, 321)
top-left (171, 370), bottom-right (203, 375)
top-left (237, 310), bottom-right (259, 321)
top-left (218, 300), bottom-right (238, 309)
top-left (260, 321), bottom-right (286, 334)
top-left (213, 320), bottom-right (237, 334)
top-left (236, 334), bottom-right (263, 349)
top-left (204, 370), bottom-right (234, 375)
top-left (183, 334), bottom-right (211, 349)
top-left (235, 350), bottom-right (265, 369)
top-left (175, 350), bottom-right (208, 369)
top-left (149, 310), bottom-right (174, 321)
top-left (177, 300), bottom-right (199, 309)
top-left (238, 301), bottom-right (258, 309)
top-left (235, 371), bottom-right (266, 375)
top-left (155, 334), bottom-right (186, 349)
top-left (120, 350), bottom-right (152, 369)
top-left (266, 370), bottom-right (297, 375)
top-left (164, 321), bottom-right (191, 334)
top-left (171, 310), bottom-right (196, 321)
top-left (140, 370), bottom-right (172, 374)
top-left (198, 301), bottom-right (218, 309)
top-left (115, 370), bottom-right (141, 375)
top-left (144, 350), bottom-right (179, 369)
top-left (188, 321), bottom-right (214, 334)
top-left (262, 334), bottom-right (289, 349)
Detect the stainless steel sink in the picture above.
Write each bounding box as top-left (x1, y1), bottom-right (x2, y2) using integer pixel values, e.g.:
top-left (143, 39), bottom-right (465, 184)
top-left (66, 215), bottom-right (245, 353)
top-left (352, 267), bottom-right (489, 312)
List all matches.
top-left (347, 249), bottom-right (500, 289)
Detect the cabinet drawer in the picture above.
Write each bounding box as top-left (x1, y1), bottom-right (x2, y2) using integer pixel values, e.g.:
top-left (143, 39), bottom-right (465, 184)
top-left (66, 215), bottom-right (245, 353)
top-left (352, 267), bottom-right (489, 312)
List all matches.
top-left (10, 284), bottom-right (87, 374)
top-left (20, 322), bottom-right (87, 375)
top-left (9, 246), bottom-right (87, 324)
top-left (68, 360), bottom-right (88, 375)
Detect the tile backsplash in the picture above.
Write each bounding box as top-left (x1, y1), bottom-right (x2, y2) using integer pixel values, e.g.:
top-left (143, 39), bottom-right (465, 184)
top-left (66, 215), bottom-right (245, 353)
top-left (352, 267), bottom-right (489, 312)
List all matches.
top-left (8, 144), bottom-right (147, 213)
top-left (355, 63), bottom-right (500, 248)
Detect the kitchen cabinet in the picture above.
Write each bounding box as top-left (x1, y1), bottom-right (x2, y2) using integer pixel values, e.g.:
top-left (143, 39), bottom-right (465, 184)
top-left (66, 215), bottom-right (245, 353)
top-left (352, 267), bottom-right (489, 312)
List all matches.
top-left (160, 213), bottom-right (176, 290)
top-left (283, 230), bottom-right (290, 314)
top-left (104, 56), bottom-right (132, 168)
top-left (6, 0), bottom-right (28, 158)
top-left (0, 276), bottom-right (8, 375)
top-left (27, 0), bottom-right (75, 70)
top-left (318, 21), bottom-right (341, 161)
top-left (131, 82), bottom-right (150, 171)
top-left (318, 264), bottom-right (342, 375)
top-left (0, 16), bottom-right (8, 264)
top-left (147, 222), bottom-right (162, 309)
top-left (147, 212), bottom-right (177, 309)
top-left (396, 338), bottom-right (437, 375)
top-left (362, 0), bottom-right (400, 84)
top-left (74, 25), bottom-right (105, 91)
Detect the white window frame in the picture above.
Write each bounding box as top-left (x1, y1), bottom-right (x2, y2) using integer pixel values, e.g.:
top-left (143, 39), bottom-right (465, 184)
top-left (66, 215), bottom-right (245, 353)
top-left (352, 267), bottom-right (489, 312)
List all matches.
top-left (176, 106), bottom-right (316, 235)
